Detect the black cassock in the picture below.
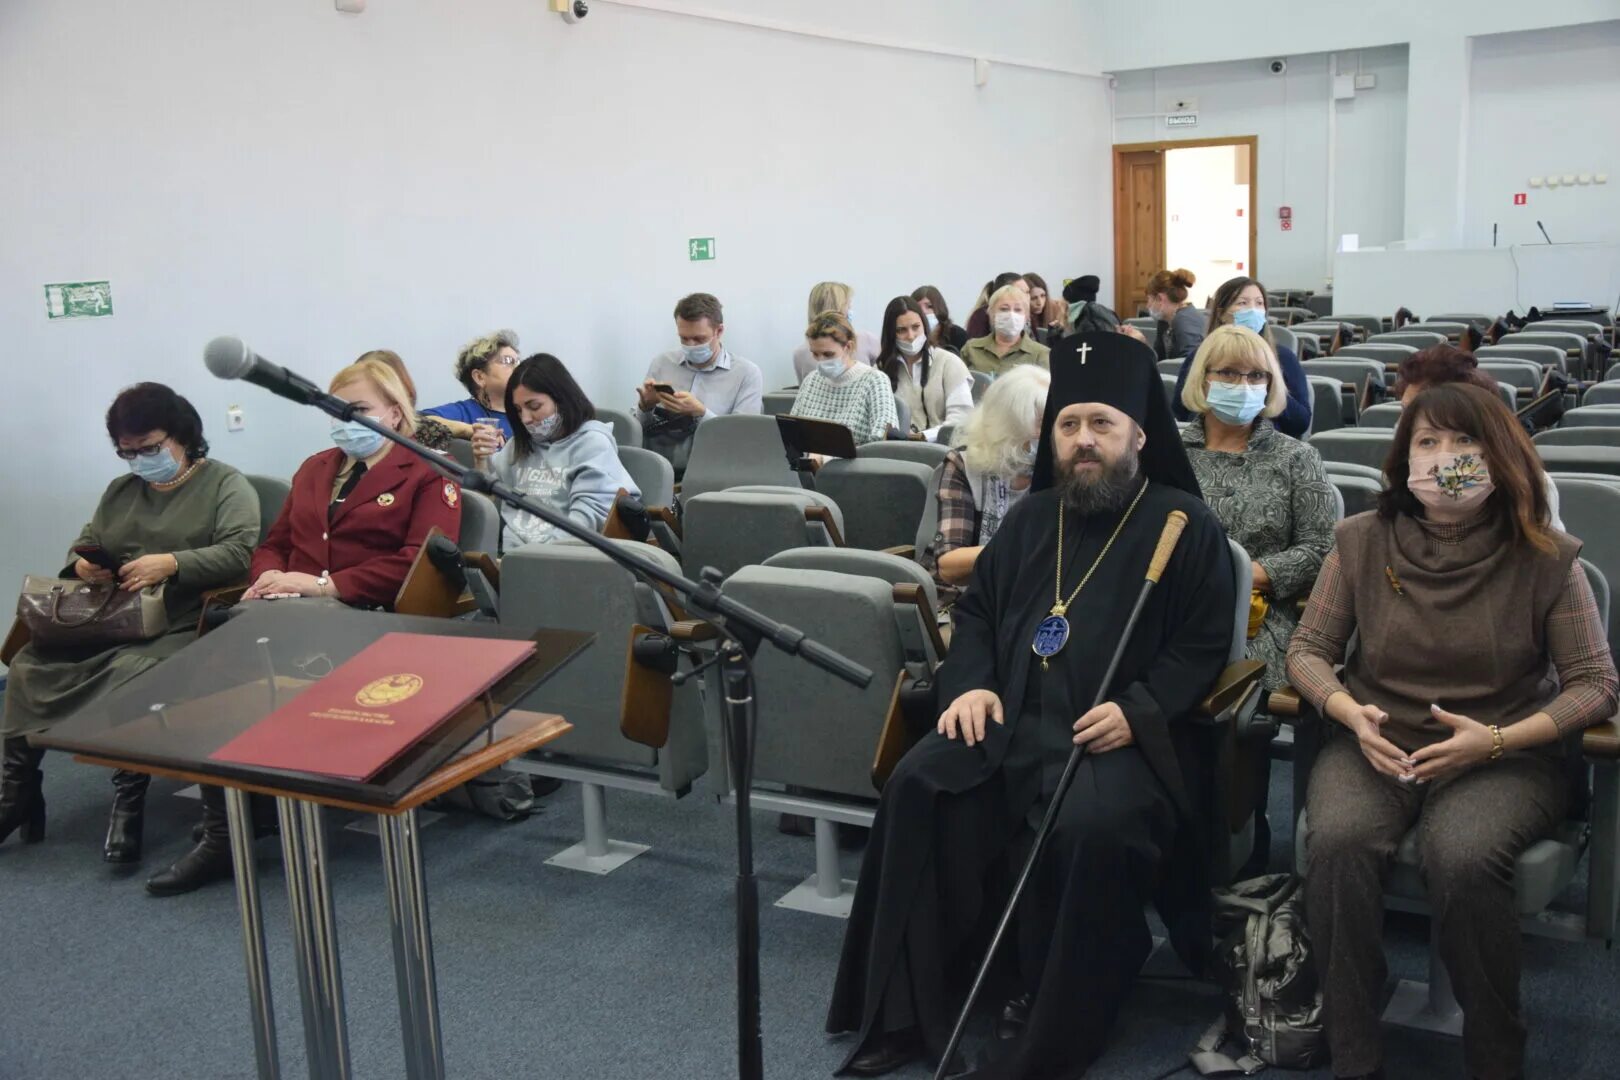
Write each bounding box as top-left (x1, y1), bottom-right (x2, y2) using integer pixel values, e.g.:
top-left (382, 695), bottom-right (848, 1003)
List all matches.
top-left (827, 481), bottom-right (1235, 1079)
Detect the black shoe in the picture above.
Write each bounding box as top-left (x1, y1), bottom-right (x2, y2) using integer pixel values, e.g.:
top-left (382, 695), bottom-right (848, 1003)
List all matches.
top-left (842, 1029), bottom-right (923, 1077)
top-left (104, 770), bottom-right (149, 863)
top-left (996, 992), bottom-right (1032, 1040)
top-left (145, 840), bottom-right (235, 896)
top-left (1236, 813), bottom-right (1273, 880)
top-left (0, 737), bottom-right (46, 846)
top-left (529, 775), bottom-right (563, 798)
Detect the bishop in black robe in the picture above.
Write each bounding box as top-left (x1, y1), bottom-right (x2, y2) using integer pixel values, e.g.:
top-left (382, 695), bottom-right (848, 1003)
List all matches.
top-left (827, 333), bottom-right (1237, 1078)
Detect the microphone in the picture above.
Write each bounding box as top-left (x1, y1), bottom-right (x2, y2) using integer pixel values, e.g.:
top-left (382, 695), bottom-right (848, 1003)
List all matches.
top-left (1537, 220), bottom-right (1553, 245)
top-left (203, 336), bottom-right (325, 406)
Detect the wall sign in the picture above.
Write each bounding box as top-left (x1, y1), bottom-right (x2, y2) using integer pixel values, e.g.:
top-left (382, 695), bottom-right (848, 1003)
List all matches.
top-left (45, 281), bottom-right (113, 319)
top-left (688, 237), bottom-right (716, 261)
top-left (1164, 113), bottom-right (1198, 128)
top-left (1513, 193), bottom-right (1527, 205)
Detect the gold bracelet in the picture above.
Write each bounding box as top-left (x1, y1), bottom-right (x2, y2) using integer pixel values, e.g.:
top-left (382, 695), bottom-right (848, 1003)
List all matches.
top-left (1489, 724), bottom-right (1505, 761)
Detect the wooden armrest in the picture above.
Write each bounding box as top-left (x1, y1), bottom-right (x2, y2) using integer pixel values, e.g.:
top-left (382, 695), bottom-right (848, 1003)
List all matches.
top-left (620, 624), bottom-right (674, 749)
top-left (195, 584), bottom-right (249, 637)
top-left (393, 525), bottom-right (472, 618)
top-left (602, 489), bottom-right (636, 541)
top-left (805, 505), bottom-right (846, 547)
top-left (892, 583), bottom-right (949, 659)
top-left (648, 505), bottom-right (683, 540)
top-left (668, 620), bottom-right (719, 643)
top-left (462, 552), bottom-right (500, 594)
top-left (1584, 718), bottom-right (1620, 761)
top-left (1267, 686), bottom-right (1302, 718)
top-left (1, 617), bottom-right (30, 666)
top-left (881, 544), bottom-right (916, 560)
top-left (871, 670), bottom-right (913, 791)
top-left (1197, 659), bottom-right (1267, 718)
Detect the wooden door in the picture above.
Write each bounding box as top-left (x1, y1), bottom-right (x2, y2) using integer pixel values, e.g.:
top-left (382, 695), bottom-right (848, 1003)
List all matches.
top-left (1113, 149), bottom-right (1165, 319)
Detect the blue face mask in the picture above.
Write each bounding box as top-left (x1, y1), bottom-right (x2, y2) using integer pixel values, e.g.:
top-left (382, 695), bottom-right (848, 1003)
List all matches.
top-left (331, 419), bottom-right (385, 459)
top-left (816, 358), bottom-right (847, 381)
top-left (1207, 382), bottom-right (1269, 426)
top-left (681, 343), bottom-right (714, 366)
top-left (1231, 308), bottom-right (1268, 334)
top-left (128, 448), bottom-right (182, 484)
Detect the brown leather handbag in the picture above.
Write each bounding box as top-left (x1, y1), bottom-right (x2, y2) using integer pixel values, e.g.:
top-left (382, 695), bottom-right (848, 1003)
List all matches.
top-left (16, 574), bottom-right (169, 650)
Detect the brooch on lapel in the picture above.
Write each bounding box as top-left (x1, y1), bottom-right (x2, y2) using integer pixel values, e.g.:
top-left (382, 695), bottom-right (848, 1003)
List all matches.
top-left (442, 482), bottom-right (459, 508)
top-left (376, 493), bottom-right (396, 507)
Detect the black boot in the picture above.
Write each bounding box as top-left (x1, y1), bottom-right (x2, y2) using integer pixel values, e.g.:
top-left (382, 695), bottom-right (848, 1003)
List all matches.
top-left (104, 769), bottom-right (150, 863)
top-left (146, 786), bottom-right (233, 896)
top-left (996, 992), bottom-right (1033, 1040)
top-left (842, 1028), bottom-right (924, 1076)
top-left (0, 737), bottom-right (46, 846)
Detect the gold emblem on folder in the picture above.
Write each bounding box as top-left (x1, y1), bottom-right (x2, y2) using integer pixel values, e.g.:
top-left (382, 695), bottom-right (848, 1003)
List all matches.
top-left (354, 674), bottom-right (424, 708)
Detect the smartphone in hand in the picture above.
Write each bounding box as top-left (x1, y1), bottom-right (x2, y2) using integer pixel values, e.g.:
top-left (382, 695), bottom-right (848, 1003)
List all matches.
top-left (72, 545), bottom-right (122, 572)
top-left (652, 383), bottom-right (677, 395)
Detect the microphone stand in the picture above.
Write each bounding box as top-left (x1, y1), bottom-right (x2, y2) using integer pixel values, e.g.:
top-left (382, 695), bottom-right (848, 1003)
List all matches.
top-left (255, 372), bottom-right (873, 1080)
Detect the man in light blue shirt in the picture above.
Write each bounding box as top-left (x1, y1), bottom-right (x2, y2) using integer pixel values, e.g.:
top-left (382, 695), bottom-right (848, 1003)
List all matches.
top-left (635, 292), bottom-right (763, 472)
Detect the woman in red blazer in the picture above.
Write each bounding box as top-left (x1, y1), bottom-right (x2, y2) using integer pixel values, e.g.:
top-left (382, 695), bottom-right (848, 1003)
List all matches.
top-left (145, 356), bottom-right (461, 898)
top-left (243, 357), bottom-right (461, 608)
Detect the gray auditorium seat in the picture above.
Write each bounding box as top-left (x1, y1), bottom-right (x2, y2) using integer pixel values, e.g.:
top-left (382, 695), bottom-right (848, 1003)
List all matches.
top-left (764, 548), bottom-right (942, 667)
top-left (1306, 375), bottom-right (1345, 435)
top-left (1369, 331), bottom-right (1446, 349)
top-left (245, 475), bottom-right (292, 544)
top-left (1532, 320), bottom-right (1605, 339)
top-left (1584, 383), bottom-right (1620, 407)
top-left (858, 441), bottom-right (951, 468)
top-left (1335, 343), bottom-right (1416, 368)
top-left (970, 371), bottom-right (993, 402)
top-left (1356, 402), bottom-right (1404, 428)
top-left (1412, 321), bottom-right (1469, 341)
top-left (1552, 479), bottom-right (1620, 663)
top-left (459, 490), bottom-right (501, 556)
top-left (503, 539), bottom-right (707, 873)
top-left (1560, 406), bottom-right (1620, 428)
top-left (680, 488), bottom-right (843, 579)
top-left (1475, 343), bottom-right (1567, 373)
top-left (679, 414), bottom-right (800, 502)
top-left (892, 394), bottom-right (910, 435)
top-left (1322, 461), bottom-right (1386, 485)
top-left (1536, 446), bottom-right (1620, 477)
top-left (1308, 429), bottom-right (1396, 472)
top-left (1534, 427), bottom-right (1620, 448)
top-left (597, 407), bottom-right (642, 449)
top-left (1162, 374), bottom-right (1178, 409)
top-left (1158, 359), bottom-right (1184, 377)
top-left (618, 445), bottom-right (675, 508)
top-left (1270, 325), bottom-right (1299, 356)
top-left (813, 457), bottom-right (934, 551)
top-left (1126, 317), bottom-right (1157, 332)
top-left (1430, 313), bottom-right (1493, 330)
top-left (1303, 359), bottom-right (1384, 423)
top-left (446, 438), bottom-right (475, 469)
top-left (1478, 360), bottom-right (1544, 400)
top-left (761, 389), bottom-right (798, 417)
top-left (1292, 559), bottom-right (1619, 1035)
top-left (1512, 332), bottom-right (1590, 378)
top-left (1333, 314), bottom-right (1386, 339)
top-left (1328, 473), bottom-right (1381, 518)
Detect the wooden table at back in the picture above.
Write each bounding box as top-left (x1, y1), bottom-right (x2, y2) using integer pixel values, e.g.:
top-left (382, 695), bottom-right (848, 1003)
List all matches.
top-left (31, 602), bottom-right (590, 1080)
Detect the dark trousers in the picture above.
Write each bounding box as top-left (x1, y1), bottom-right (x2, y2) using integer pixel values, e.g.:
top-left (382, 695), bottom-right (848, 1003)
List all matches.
top-left (197, 783), bottom-right (277, 841)
top-left (1303, 734), bottom-right (1567, 1079)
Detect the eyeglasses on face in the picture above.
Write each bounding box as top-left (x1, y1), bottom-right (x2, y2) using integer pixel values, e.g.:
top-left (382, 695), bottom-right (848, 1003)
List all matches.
top-left (1208, 368), bottom-right (1270, 385)
top-left (486, 354), bottom-right (519, 368)
top-left (115, 440), bottom-right (170, 460)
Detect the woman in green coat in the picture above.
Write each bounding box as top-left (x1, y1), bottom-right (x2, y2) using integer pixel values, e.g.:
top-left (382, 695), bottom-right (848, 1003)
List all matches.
top-left (0, 383), bottom-right (259, 861)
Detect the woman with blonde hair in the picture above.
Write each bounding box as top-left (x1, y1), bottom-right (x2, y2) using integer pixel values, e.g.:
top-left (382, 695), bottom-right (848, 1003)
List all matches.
top-left (790, 312), bottom-right (898, 445)
top-left (959, 283), bottom-right (1051, 377)
top-left (421, 328), bottom-right (521, 436)
top-left (358, 348), bottom-right (467, 452)
top-left (792, 281), bottom-right (880, 380)
top-left (921, 364), bottom-right (1051, 587)
top-left (145, 355), bottom-right (463, 896)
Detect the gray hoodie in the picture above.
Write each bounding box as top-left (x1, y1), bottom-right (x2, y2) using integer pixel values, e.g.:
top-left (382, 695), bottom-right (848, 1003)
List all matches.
top-left (482, 419), bottom-right (639, 547)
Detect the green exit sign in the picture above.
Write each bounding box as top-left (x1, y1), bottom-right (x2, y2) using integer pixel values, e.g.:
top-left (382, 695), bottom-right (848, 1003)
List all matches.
top-left (45, 280), bottom-right (113, 319)
top-left (688, 237), bottom-right (716, 261)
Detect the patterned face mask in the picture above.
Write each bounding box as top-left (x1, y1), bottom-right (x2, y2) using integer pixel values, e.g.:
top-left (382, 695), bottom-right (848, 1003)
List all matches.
top-left (1407, 450), bottom-right (1494, 520)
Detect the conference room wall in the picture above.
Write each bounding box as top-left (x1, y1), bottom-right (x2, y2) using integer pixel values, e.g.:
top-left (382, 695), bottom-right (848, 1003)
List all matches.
top-left (1464, 21), bottom-right (1620, 250)
top-left (0, 0), bottom-right (1110, 634)
top-left (1110, 46), bottom-right (1410, 293)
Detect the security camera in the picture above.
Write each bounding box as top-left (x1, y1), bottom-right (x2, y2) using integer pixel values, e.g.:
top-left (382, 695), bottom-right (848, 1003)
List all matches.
top-left (1268, 59), bottom-right (1287, 75)
top-left (561, 0), bottom-right (588, 22)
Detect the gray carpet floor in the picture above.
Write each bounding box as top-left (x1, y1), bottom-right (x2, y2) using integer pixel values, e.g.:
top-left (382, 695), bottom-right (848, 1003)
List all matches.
top-left (0, 753), bottom-right (1616, 1079)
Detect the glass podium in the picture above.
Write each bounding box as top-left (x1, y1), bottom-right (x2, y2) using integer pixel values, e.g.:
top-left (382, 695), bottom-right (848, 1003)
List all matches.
top-left (34, 602), bottom-right (591, 1080)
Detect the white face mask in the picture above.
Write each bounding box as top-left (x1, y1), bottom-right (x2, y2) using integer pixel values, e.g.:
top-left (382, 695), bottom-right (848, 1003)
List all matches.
top-left (993, 311), bottom-right (1027, 338)
top-left (897, 335), bottom-right (925, 357)
top-left (816, 358), bottom-right (848, 381)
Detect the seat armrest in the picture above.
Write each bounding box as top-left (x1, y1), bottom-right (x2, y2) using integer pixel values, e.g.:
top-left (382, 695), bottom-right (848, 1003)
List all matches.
top-left (881, 544), bottom-right (916, 560)
top-left (1194, 660), bottom-right (1267, 723)
top-left (1268, 686), bottom-right (1302, 719)
top-left (195, 585), bottom-right (249, 637)
top-left (805, 505), bottom-right (845, 547)
top-left (892, 583), bottom-right (948, 660)
top-left (1583, 718), bottom-right (1620, 762)
top-left (648, 505), bottom-right (683, 540)
top-left (668, 620), bottom-right (719, 643)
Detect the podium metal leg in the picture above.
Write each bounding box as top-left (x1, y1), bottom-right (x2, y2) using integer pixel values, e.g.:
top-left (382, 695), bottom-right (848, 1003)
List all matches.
top-left (225, 788), bottom-right (280, 1080)
top-left (379, 814), bottom-right (426, 1080)
top-left (298, 803), bottom-right (352, 1080)
top-left (277, 798), bottom-right (330, 1080)
top-left (400, 810), bottom-right (446, 1080)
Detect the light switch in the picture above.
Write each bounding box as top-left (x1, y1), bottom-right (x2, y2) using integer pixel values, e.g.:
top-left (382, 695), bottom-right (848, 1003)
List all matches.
top-left (227, 406), bottom-right (245, 432)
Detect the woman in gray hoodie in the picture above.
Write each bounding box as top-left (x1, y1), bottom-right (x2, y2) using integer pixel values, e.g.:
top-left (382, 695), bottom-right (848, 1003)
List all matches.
top-left (469, 353), bottom-right (639, 548)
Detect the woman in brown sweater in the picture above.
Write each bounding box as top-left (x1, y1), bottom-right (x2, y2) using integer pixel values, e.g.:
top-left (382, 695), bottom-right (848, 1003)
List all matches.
top-left (1287, 381), bottom-right (1617, 1080)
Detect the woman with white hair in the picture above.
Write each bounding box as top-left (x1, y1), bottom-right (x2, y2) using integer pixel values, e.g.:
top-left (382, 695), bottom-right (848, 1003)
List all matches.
top-left (792, 281), bottom-right (881, 381)
top-left (421, 328), bottom-right (521, 437)
top-left (920, 364), bottom-right (1051, 587)
top-left (959, 284), bottom-right (1051, 377)
top-left (1182, 324), bottom-right (1335, 874)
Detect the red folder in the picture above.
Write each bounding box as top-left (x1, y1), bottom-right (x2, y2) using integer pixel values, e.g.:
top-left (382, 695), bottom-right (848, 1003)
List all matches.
top-left (210, 632), bottom-right (536, 781)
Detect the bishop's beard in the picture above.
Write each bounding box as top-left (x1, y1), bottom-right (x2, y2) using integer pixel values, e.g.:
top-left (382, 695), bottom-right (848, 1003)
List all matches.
top-left (1057, 442), bottom-right (1142, 514)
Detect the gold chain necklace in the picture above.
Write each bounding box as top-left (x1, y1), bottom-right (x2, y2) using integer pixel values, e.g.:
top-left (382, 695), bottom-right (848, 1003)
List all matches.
top-left (1034, 479), bottom-right (1149, 670)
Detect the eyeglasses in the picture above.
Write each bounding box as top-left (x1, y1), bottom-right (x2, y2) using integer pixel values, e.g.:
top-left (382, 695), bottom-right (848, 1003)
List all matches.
top-left (115, 441), bottom-right (169, 461)
top-left (487, 355), bottom-right (518, 368)
top-left (1208, 368), bottom-right (1270, 385)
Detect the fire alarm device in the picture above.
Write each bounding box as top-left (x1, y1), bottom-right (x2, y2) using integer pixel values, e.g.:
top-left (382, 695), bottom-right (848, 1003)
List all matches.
top-left (1279, 206), bottom-right (1292, 220)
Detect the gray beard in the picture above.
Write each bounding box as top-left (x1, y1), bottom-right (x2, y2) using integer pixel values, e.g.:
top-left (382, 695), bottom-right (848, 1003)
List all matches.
top-left (1058, 446), bottom-right (1141, 514)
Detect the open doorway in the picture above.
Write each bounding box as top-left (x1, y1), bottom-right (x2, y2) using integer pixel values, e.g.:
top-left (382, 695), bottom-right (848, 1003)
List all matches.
top-left (1112, 136), bottom-right (1257, 318)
